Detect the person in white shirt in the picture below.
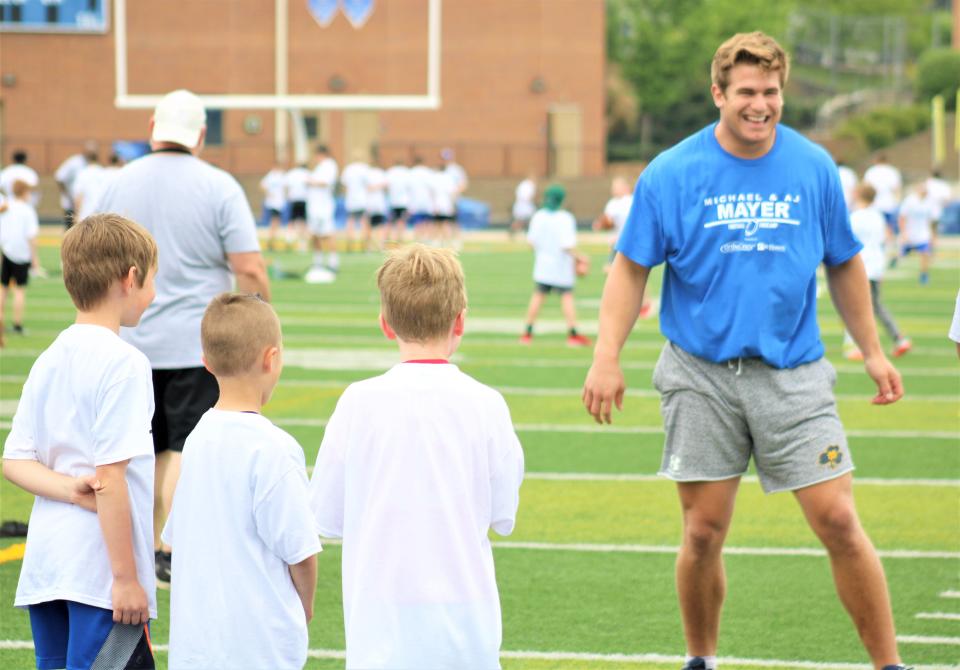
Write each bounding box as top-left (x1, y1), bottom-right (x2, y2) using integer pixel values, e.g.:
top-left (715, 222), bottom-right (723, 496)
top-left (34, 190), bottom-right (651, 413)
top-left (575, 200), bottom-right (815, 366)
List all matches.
top-left (163, 293), bottom-right (320, 670)
top-left (442, 149), bottom-right (468, 249)
top-left (341, 152), bottom-right (370, 252)
top-left (925, 168), bottom-right (953, 225)
top-left (836, 159), bottom-right (858, 211)
top-left (55, 140), bottom-right (97, 228)
top-left (310, 244), bottom-right (523, 670)
top-left (0, 150), bottom-right (40, 209)
top-left (842, 183), bottom-right (910, 361)
top-left (406, 156), bottom-right (436, 242)
top-left (949, 289), bottom-right (960, 359)
top-left (522, 184), bottom-right (591, 347)
top-left (0, 180), bottom-right (41, 335)
top-left (510, 174), bottom-right (537, 238)
top-left (386, 158), bottom-right (411, 243)
top-left (898, 182), bottom-right (936, 285)
top-left (306, 145), bottom-right (340, 283)
top-left (285, 162), bottom-right (311, 251)
top-left (3, 213), bottom-right (159, 669)
top-left (432, 161), bottom-right (459, 247)
top-left (863, 154), bottom-right (902, 231)
top-left (365, 156), bottom-right (390, 249)
top-left (71, 150), bottom-right (105, 222)
top-left (260, 159), bottom-right (289, 251)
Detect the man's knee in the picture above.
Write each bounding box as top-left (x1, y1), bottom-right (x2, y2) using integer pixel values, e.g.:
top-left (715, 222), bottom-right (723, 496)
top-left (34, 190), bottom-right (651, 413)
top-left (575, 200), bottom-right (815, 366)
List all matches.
top-left (810, 504), bottom-right (864, 555)
top-left (682, 517), bottom-right (729, 557)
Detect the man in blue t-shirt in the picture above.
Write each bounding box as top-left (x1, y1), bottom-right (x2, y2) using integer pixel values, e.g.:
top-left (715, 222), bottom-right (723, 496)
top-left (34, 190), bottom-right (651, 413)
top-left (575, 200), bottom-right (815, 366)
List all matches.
top-left (582, 32), bottom-right (909, 670)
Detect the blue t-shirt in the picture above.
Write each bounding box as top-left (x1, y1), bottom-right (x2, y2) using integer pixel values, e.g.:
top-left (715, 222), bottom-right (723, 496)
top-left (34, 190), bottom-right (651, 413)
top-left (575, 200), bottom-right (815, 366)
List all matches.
top-left (617, 123), bottom-right (861, 369)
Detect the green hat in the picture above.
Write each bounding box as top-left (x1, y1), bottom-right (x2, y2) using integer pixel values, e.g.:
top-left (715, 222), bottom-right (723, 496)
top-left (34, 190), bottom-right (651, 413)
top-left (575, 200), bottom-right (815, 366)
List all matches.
top-left (543, 183), bottom-right (566, 211)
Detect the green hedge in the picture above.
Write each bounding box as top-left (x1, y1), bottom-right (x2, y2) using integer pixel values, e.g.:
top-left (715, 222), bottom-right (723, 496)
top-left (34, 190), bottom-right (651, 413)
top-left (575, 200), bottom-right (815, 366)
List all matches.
top-left (836, 105), bottom-right (930, 152)
top-left (916, 49), bottom-right (960, 110)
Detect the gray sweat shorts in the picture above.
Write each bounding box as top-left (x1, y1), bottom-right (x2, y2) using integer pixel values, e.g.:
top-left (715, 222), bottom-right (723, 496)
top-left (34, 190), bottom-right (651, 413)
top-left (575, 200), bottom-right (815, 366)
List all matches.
top-left (653, 341), bottom-right (854, 493)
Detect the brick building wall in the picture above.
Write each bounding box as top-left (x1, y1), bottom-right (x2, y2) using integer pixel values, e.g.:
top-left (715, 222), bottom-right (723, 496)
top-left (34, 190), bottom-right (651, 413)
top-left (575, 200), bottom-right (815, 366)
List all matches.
top-left (0, 0), bottom-right (605, 179)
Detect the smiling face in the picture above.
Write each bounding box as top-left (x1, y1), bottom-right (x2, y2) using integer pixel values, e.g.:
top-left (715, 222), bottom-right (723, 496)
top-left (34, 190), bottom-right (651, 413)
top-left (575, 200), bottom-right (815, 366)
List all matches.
top-left (712, 63), bottom-right (783, 159)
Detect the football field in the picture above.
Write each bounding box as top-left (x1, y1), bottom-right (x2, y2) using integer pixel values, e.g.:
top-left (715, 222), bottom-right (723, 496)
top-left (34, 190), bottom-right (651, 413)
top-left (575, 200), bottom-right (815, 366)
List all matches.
top-left (0, 233), bottom-right (958, 669)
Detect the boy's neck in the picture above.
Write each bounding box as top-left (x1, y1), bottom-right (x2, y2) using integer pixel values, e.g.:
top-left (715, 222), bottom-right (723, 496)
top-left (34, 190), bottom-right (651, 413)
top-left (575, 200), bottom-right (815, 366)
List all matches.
top-left (74, 307), bottom-right (122, 334)
top-left (397, 338), bottom-right (453, 362)
top-left (213, 377), bottom-right (265, 414)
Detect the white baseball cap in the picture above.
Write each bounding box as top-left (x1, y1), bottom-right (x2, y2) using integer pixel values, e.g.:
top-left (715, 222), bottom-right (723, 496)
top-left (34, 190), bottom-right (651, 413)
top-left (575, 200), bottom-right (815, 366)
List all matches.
top-left (151, 89), bottom-right (206, 148)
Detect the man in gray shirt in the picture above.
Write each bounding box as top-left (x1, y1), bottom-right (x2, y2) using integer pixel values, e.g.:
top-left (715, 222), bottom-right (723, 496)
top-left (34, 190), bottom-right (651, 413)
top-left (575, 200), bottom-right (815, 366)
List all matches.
top-left (94, 89), bottom-right (270, 583)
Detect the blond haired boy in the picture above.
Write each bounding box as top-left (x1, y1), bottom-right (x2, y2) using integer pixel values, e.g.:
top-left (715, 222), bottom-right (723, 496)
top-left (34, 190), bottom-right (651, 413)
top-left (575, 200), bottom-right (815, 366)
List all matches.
top-left (161, 293), bottom-right (320, 670)
top-left (310, 244), bottom-right (524, 669)
top-left (3, 213), bottom-right (159, 670)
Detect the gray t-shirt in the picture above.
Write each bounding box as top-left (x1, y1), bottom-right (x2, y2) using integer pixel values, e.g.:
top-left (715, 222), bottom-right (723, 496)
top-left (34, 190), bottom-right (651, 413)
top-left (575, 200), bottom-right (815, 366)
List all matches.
top-left (94, 151), bottom-right (260, 369)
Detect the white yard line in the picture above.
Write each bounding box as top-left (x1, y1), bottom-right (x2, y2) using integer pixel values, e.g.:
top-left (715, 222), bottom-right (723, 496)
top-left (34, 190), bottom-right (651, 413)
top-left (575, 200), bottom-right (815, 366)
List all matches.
top-left (916, 612), bottom-right (960, 620)
top-left (941, 590), bottom-right (960, 598)
top-left (524, 472), bottom-right (960, 488)
top-left (488, 541), bottom-right (960, 560)
top-left (0, 640), bottom-right (956, 668)
top-left (510, 423), bottom-right (959, 440)
top-left (896, 634), bottom-right (960, 646)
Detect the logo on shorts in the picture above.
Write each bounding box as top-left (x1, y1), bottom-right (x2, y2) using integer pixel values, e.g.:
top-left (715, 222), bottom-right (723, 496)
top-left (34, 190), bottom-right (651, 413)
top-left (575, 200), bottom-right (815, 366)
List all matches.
top-left (818, 445), bottom-right (843, 469)
top-left (669, 455), bottom-right (682, 473)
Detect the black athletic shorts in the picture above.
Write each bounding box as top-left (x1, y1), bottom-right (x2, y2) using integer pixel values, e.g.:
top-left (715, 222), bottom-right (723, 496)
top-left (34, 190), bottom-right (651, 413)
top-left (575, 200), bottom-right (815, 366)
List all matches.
top-left (265, 207), bottom-right (282, 219)
top-left (1, 255), bottom-right (29, 287)
top-left (390, 207), bottom-right (407, 222)
top-left (289, 201), bottom-right (307, 220)
top-left (535, 282), bottom-right (572, 295)
top-left (435, 213), bottom-right (455, 223)
top-left (151, 367), bottom-right (219, 454)
top-left (369, 213), bottom-right (387, 227)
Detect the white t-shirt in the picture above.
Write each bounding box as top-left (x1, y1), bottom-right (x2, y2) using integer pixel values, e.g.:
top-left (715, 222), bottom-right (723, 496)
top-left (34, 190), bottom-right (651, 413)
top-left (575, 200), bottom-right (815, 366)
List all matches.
top-left (55, 153), bottom-right (88, 209)
top-left (71, 163), bottom-right (107, 221)
top-left (4, 325), bottom-right (156, 617)
top-left (899, 193), bottom-right (934, 245)
top-left (837, 165), bottom-right (857, 210)
top-left (445, 162), bottom-right (468, 195)
top-left (341, 162), bottom-right (369, 213)
top-left (0, 199), bottom-right (39, 264)
top-left (407, 165), bottom-right (435, 215)
top-left (162, 410), bottom-right (321, 670)
top-left (0, 163), bottom-right (40, 207)
top-left (310, 363), bottom-right (524, 670)
top-left (527, 208), bottom-right (577, 288)
top-left (863, 163), bottom-right (902, 214)
top-left (431, 169), bottom-right (458, 217)
top-left (925, 177), bottom-right (952, 220)
top-left (95, 151), bottom-right (261, 369)
top-left (512, 179), bottom-right (536, 221)
top-left (365, 167), bottom-right (388, 215)
top-left (849, 206), bottom-right (887, 281)
top-left (308, 158), bottom-right (338, 221)
top-left (603, 194), bottom-right (633, 237)
top-left (260, 168), bottom-right (287, 210)
top-left (386, 165), bottom-right (410, 208)
top-left (949, 289), bottom-right (960, 344)
top-left (285, 167), bottom-right (310, 203)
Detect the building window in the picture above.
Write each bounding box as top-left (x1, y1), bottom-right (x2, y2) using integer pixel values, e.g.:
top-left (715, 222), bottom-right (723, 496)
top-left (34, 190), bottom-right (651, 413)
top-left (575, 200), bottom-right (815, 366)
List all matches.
top-left (88, 0), bottom-right (99, 10)
top-left (46, 5), bottom-right (59, 24)
top-left (206, 109), bottom-right (224, 146)
top-left (304, 114), bottom-right (319, 140)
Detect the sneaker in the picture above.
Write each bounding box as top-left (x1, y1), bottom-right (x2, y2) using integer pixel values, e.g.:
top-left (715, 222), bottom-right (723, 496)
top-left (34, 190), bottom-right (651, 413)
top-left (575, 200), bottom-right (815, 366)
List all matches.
top-left (155, 549), bottom-right (172, 584)
top-left (681, 659), bottom-right (708, 670)
top-left (566, 333), bottom-right (591, 347)
top-left (844, 347), bottom-right (863, 361)
top-left (304, 266), bottom-right (336, 284)
top-left (519, 333), bottom-right (533, 345)
top-left (892, 338), bottom-right (912, 357)
top-left (12, 324), bottom-right (24, 335)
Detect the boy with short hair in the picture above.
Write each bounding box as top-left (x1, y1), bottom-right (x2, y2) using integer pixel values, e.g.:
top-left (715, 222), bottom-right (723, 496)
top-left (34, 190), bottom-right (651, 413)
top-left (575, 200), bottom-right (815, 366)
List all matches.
top-left (162, 292), bottom-right (320, 670)
top-left (898, 182), bottom-right (936, 285)
top-left (3, 213), bottom-right (159, 670)
top-left (0, 179), bottom-right (42, 335)
top-left (310, 244), bottom-right (524, 669)
top-left (521, 183), bottom-right (591, 346)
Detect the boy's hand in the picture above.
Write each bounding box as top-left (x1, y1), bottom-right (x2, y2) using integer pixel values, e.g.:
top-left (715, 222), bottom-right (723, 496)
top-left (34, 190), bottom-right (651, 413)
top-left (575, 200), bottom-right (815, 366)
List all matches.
top-left (111, 577), bottom-right (149, 625)
top-left (71, 475), bottom-right (101, 512)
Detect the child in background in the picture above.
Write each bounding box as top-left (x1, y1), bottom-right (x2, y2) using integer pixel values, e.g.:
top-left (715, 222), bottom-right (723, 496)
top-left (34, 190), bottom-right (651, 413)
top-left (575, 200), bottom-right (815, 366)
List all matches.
top-left (844, 183), bottom-right (911, 360)
top-left (310, 244), bottom-right (524, 669)
top-left (898, 182), bottom-right (936, 285)
top-left (162, 293), bottom-right (320, 670)
top-left (0, 180), bottom-right (42, 335)
top-left (3, 213), bottom-right (158, 670)
top-left (521, 183), bottom-right (591, 346)
top-left (261, 159), bottom-right (288, 251)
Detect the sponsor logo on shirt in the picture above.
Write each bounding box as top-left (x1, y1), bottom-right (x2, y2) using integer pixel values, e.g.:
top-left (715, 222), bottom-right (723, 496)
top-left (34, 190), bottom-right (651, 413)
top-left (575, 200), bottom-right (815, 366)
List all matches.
top-left (703, 192), bottom-right (801, 237)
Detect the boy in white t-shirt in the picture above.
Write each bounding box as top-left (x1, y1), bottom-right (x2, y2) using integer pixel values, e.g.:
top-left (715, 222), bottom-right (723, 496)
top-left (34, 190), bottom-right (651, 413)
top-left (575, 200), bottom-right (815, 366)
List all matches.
top-left (898, 182), bottom-right (936, 285)
top-left (510, 174), bottom-right (537, 238)
top-left (261, 159), bottom-right (289, 251)
top-left (0, 180), bottom-right (41, 336)
top-left (842, 183), bottom-right (911, 361)
top-left (340, 152), bottom-right (370, 252)
top-left (162, 293), bottom-right (320, 670)
top-left (521, 184), bottom-right (591, 347)
top-left (3, 213), bottom-right (159, 670)
top-left (310, 245), bottom-right (524, 670)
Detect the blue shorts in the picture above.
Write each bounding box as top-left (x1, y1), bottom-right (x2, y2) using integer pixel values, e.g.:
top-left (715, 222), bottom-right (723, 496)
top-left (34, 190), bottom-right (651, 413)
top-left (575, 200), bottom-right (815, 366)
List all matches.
top-left (29, 600), bottom-right (154, 670)
top-left (901, 242), bottom-right (931, 255)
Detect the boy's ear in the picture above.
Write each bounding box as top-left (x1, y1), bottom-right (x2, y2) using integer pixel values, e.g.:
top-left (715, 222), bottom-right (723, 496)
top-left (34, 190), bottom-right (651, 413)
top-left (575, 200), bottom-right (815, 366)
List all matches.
top-left (262, 345), bottom-right (279, 372)
top-left (452, 309), bottom-right (465, 337)
top-left (121, 266), bottom-right (138, 293)
top-left (200, 355), bottom-right (215, 375)
top-left (379, 313), bottom-right (397, 340)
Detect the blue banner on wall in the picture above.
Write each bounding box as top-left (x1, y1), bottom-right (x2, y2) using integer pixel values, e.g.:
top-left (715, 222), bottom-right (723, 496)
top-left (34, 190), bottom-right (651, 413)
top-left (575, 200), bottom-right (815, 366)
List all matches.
top-left (307, 0), bottom-right (337, 27)
top-left (339, 0), bottom-right (374, 28)
top-left (0, 0), bottom-right (108, 33)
